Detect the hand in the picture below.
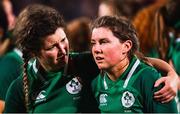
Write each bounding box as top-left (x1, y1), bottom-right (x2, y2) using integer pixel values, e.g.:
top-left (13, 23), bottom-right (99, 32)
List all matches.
top-left (154, 74), bottom-right (178, 103)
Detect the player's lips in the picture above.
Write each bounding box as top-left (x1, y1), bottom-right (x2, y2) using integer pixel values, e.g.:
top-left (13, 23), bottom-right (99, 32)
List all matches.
top-left (57, 54), bottom-right (66, 60)
top-left (95, 56), bottom-right (104, 63)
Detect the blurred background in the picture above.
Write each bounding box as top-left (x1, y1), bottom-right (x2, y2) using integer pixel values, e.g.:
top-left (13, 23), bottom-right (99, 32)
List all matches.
top-left (9, 0), bottom-right (156, 22)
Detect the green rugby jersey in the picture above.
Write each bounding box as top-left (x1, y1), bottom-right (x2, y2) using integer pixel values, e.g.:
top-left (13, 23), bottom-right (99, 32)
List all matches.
top-left (91, 56), bottom-right (178, 113)
top-left (4, 52), bottom-right (99, 113)
top-left (0, 49), bottom-right (23, 100)
top-left (171, 38), bottom-right (180, 75)
top-left (171, 38), bottom-right (180, 111)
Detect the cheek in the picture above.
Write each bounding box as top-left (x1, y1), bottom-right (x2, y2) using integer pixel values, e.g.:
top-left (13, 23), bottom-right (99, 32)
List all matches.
top-left (65, 39), bottom-right (69, 49)
top-left (91, 47), bottom-right (95, 55)
top-left (106, 50), bottom-right (119, 60)
top-left (104, 47), bottom-right (123, 62)
top-left (40, 51), bottom-right (58, 62)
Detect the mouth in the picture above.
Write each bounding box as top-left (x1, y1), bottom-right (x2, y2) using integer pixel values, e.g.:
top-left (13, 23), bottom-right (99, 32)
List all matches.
top-left (57, 54), bottom-right (67, 61)
top-left (95, 56), bottom-right (104, 63)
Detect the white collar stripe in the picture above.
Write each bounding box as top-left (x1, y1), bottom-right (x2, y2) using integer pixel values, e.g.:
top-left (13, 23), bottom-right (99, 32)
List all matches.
top-left (103, 75), bottom-right (108, 90)
top-left (32, 59), bottom-right (38, 74)
top-left (14, 48), bottom-right (23, 57)
top-left (123, 59), bottom-right (140, 88)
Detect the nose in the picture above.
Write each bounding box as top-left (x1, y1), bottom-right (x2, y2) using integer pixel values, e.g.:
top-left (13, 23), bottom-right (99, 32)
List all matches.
top-left (93, 44), bottom-right (102, 54)
top-left (57, 43), bottom-right (66, 55)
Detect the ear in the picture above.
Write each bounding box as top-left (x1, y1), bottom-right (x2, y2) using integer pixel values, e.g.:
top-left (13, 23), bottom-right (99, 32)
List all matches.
top-left (122, 40), bottom-right (132, 54)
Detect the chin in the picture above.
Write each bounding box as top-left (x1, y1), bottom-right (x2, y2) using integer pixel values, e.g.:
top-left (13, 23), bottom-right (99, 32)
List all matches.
top-left (97, 65), bottom-right (107, 70)
top-left (54, 64), bottom-right (65, 71)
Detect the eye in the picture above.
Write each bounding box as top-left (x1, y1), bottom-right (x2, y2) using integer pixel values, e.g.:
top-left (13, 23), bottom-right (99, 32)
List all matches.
top-left (99, 39), bottom-right (109, 45)
top-left (61, 37), bottom-right (66, 42)
top-left (45, 45), bottom-right (55, 50)
top-left (90, 41), bottom-right (96, 46)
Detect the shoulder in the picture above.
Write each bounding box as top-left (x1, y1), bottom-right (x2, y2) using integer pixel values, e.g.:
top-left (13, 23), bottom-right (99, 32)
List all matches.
top-left (136, 62), bottom-right (161, 81)
top-left (70, 52), bottom-right (99, 81)
top-left (0, 53), bottom-right (23, 99)
top-left (0, 50), bottom-right (23, 65)
top-left (5, 76), bottom-right (24, 104)
top-left (7, 76), bottom-right (23, 94)
top-left (133, 61), bottom-right (162, 94)
top-left (0, 51), bottom-right (23, 80)
top-left (91, 74), bottom-right (102, 92)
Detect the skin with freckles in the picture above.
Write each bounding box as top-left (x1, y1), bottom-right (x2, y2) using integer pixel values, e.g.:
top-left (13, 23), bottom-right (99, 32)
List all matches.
top-left (37, 28), bottom-right (69, 72)
top-left (91, 28), bottom-right (127, 70)
top-left (91, 27), bottom-right (131, 81)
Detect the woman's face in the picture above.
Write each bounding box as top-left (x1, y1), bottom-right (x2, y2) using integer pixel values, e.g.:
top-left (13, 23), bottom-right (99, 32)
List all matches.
top-left (37, 27), bottom-right (69, 72)
top-left (91, 27), bottom-right (130, 70)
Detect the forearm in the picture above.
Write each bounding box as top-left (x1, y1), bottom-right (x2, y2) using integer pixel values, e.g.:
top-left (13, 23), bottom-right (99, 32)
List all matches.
top-left (147, 58), bottom-right (180, 103)
top-left (146, 57), bottom-right (176, 76)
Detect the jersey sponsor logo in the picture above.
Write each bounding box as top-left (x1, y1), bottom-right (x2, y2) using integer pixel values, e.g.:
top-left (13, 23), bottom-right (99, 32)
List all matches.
top-left (121, 91), bottom-right (135, 108)
top-left (66, 77), bottom-right (82, 94)
top-left (35, 90), bottom-right (47, 103)
top-left (99, 93), bottom-right (108, 106)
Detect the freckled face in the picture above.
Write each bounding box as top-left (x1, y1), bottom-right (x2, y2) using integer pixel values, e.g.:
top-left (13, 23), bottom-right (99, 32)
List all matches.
top-left (91, 27), bottom-right (127, 70)
top-left (37, 27), bottom-right (69, 72)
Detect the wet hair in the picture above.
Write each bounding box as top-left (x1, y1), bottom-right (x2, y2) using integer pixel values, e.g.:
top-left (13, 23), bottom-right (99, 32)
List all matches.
top-left (13, 4), bottom-right (65, 111)
top-left (91, 16), bottom-right (139, 59)
top-left (0, 2), bottom-right (8, 41)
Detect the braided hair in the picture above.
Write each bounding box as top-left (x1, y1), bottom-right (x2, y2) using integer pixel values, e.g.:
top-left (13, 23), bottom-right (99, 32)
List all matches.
top-left (14, 4), bottom-right (65, 111)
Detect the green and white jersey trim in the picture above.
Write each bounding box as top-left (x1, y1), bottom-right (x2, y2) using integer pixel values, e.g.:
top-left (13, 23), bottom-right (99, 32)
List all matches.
top-left (14, 48), bottom-right (23, 57)
top-left (32, 59), bottom-right (38, 74)
top-left (103, 59), bottom-right (140, 90)
top-left (123, 59), bottom-right (140, 88)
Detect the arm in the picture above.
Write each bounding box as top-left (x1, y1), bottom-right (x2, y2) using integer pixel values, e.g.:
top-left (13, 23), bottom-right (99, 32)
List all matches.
top-left (147, 57), bottom-right (179, 103)
top-left (169, 60), bottom-right (180, 90)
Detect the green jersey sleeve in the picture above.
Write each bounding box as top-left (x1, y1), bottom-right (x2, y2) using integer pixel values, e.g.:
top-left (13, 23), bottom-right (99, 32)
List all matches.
top-left (139, 67), bottom-right (177, 113)
top-left (4, 77), bottom-right (26, 112)
top-left (0, 51), bottom-right (23, 100)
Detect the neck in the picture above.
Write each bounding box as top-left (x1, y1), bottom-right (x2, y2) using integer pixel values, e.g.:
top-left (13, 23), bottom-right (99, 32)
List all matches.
top-left (106, 57), bottom-right (129, 81)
